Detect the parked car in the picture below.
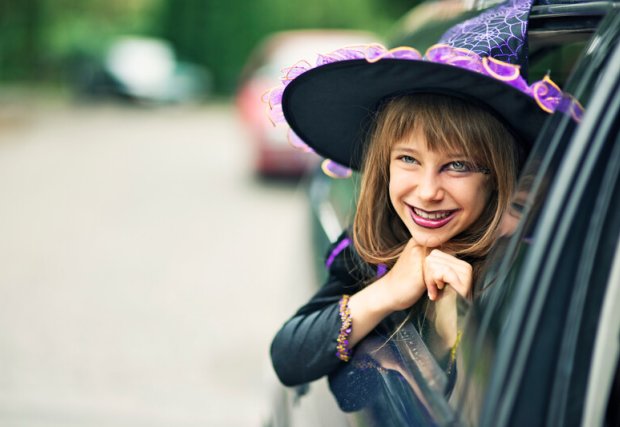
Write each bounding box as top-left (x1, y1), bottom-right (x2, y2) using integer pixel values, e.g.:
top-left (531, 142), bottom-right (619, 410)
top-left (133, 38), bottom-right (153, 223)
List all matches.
top-left (268, 0), bottom-right (620, 425)
top-left (236, 30), bottom-right (377, 177)
top-left (73, 36), bottom-right (212, 104)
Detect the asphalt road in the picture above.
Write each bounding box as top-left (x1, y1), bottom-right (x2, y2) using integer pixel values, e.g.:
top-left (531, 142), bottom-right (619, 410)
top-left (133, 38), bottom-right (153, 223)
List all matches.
top-left (0, 99), bottom-right (316, 426)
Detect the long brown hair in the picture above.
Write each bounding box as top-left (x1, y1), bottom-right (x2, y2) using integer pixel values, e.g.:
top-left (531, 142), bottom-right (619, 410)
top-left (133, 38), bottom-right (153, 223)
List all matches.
top-left (353, 93), bottom-right (521, 282)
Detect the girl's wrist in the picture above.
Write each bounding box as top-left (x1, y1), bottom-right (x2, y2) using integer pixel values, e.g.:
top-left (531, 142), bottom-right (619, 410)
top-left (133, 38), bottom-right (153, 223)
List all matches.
top-left (345, 281), bottom-right (397, 348)
top-left (361, 275), bottom-right (403, 314)
top-left (377, 273), bottom-right (425, 312)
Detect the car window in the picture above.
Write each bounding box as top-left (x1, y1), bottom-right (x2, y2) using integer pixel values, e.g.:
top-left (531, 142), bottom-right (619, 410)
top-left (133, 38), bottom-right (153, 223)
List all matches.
top-left (529, 41), bottom-right (588, 87)
top-left (569, 137), bottom-right (620, 426)
top-left (451, 7), bottom-right (620, 426)
top-left (328, 317), bottom-right (456, 426)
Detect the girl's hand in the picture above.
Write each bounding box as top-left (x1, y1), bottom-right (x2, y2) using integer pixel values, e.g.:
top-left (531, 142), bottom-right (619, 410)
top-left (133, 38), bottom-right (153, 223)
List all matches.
top-left (423, 249), bottom-right (473, 301)
top-left (382, 238), bottom-right (427, 311)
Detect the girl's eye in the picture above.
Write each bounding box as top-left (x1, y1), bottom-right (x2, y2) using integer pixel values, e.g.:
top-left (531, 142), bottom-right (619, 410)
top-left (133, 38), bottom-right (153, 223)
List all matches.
top-left (399, 155), bottom-right (417, 164)
top-left (510, 201), bottom-right (525, 215)
top-left (445, 160), bottom-right (473, 172)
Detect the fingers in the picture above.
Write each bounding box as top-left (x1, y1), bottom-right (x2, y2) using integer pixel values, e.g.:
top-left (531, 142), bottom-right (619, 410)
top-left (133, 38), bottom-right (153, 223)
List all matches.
top-left (423, 249), bottom-right (473, 300)
top-left (382, 238), bottom-right (427, 310)
top-left (384, 242), bottom-right (473, 307)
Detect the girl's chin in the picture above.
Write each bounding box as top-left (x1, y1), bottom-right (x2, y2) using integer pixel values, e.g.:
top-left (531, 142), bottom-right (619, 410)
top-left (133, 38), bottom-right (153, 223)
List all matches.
top-left (409, 230), bottom-right (450, 248)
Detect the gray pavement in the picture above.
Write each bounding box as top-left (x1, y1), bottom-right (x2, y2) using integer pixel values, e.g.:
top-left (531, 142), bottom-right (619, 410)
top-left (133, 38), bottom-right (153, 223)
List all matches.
top-left (0, 99), bottom-right (316, 426)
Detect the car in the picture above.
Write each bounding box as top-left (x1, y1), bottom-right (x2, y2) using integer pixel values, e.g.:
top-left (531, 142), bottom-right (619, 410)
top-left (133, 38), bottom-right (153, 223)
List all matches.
top-left (73, 36), bottom-right (212, 104)
top-left (267, 0), bottom-right (620, 425)
top-left (235, 30), bottom-right (377, 178)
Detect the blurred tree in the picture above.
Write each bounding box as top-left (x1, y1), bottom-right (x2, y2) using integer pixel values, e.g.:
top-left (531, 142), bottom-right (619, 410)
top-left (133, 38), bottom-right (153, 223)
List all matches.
top-left (372, 0), bottom-right (418, 18)
top-left (0, 0), bottom-right (422, 92)
top-left (42, 0), bottom-right (162, 59)
top-left (156, 0), bottom-right (421, 95)
top-left (0, 0), bottom-right (43, 79)
top-left (0, 0), bottom-right (161, 82)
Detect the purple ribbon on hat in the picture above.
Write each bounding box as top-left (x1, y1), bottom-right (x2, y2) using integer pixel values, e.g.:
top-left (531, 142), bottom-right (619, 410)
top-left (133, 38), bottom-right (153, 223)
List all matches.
top-left (440, 0), bottom-right (535, 73)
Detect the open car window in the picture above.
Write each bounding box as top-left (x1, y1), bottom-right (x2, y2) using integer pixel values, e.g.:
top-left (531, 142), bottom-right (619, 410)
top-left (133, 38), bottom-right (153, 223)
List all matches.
top-left (329, 318), bottom-right (456, 426)
top-left (451, 7), bottom-right (620, 427)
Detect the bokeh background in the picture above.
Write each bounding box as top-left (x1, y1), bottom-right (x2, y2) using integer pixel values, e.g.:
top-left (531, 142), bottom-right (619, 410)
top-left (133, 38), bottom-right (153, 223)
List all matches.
top-left (0, 0), bottom-right (415, 95)
top-left (0, 0), bottom-right (421, 425)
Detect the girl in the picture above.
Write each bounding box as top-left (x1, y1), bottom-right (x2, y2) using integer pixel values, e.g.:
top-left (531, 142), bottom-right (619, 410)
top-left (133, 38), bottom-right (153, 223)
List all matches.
top-left (268, 0), bottom-right (573, 389)
top-left (271, 89), bottom-right (521, 386)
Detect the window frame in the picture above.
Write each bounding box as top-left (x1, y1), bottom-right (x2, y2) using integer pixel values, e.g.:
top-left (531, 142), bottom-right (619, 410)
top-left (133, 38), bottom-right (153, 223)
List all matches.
top-left (464, 8), bottom-right (620, 427)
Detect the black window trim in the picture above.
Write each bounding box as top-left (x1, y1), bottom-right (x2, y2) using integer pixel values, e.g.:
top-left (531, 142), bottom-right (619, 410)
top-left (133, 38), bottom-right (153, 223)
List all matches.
top-left (477, 8), bottom-right (620, 426)
top-left (580, 232), bottom-right (620, 425)
top-left (546, 36), bottom-right (620, 425)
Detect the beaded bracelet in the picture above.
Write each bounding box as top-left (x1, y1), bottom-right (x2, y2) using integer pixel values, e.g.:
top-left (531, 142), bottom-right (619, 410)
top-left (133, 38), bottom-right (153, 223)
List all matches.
top-left (336, 295), bottom-right (353, 362)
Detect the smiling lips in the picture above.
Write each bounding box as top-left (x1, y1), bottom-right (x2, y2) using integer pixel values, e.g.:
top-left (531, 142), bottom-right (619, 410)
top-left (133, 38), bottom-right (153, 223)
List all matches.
top-left (410, 206), bottom-right (457, 229)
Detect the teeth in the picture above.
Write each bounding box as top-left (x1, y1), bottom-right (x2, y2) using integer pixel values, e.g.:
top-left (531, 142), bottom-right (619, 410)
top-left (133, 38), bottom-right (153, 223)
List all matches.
top-left (414, 208), bottom-right (451, 220)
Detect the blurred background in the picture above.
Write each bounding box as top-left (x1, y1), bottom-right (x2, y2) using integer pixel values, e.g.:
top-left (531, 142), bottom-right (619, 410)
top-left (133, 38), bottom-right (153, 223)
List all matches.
top-left (0, 0), bottom-right (422, 425)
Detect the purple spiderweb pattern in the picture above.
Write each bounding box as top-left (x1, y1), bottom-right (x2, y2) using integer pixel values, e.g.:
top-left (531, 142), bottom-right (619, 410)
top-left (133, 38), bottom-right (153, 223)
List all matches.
top-left (439, 0), bottom-right (535, 72)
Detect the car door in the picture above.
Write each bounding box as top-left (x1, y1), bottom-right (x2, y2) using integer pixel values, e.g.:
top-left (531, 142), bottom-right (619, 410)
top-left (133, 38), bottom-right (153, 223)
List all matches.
top-left (451, 5), bottom-right (620, 427)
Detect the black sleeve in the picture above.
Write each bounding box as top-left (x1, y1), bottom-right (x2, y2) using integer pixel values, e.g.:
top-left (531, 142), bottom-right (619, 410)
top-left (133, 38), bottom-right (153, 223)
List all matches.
top-left (270, 232), bottom-right (369, 387)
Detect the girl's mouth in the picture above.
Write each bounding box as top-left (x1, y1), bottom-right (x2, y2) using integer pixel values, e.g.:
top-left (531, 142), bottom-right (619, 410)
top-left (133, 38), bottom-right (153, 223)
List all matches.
top-left (410, 206), bottom-right (457, 229)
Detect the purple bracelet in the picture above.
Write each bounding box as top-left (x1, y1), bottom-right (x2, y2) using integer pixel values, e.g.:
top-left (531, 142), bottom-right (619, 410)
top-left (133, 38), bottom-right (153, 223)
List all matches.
top-left (336, 295), bottom-right (353, 362)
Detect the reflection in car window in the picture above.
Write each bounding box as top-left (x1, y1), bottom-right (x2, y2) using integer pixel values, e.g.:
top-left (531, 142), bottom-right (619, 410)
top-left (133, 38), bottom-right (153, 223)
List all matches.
top-left (451, 85), bottom-right (586, 427)
top-left (529, 42), bottom-right (588, 87)
top-left (329, 318), bottom-right (456, 426)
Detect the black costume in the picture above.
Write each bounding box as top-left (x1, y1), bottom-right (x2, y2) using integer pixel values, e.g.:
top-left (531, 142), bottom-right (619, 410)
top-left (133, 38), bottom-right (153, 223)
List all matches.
top-left (270, 231), bottom-right (371, 386)
top-left (270, 230), bottom-right (455, 381)
top-left (270, 232), bottom-right (458, 422)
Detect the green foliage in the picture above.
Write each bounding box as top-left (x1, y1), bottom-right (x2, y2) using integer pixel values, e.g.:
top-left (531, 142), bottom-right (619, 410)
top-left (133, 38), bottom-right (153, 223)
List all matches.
top-left (0, 0), bottom-right (420, 93)
top-left (0, 0), bottom-right (162, 81)
top-left (42, 0), bottom-right (163, 58)
top-left (0, 0), bottom-right (43, 79)
top-left (156, 0), bottom-right (413, 94)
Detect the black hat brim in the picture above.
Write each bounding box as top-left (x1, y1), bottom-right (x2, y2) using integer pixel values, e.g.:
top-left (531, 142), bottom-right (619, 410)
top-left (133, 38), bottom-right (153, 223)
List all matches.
top-left (282, 59), bottom-right (549, 170)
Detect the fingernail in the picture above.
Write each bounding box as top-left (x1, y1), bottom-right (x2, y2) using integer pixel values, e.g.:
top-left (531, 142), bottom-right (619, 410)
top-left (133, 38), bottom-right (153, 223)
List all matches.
top-left (428, 292), bottom-right (433, 301)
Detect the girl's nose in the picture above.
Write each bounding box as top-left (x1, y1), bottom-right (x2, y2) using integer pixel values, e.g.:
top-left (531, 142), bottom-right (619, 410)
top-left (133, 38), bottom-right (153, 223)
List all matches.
top-left (416, 170), bottom-right (444, 201)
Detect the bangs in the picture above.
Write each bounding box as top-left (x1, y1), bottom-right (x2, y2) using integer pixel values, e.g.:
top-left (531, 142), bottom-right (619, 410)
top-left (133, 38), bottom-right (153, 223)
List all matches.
top-left (375, 94), bottom-right (512, 168)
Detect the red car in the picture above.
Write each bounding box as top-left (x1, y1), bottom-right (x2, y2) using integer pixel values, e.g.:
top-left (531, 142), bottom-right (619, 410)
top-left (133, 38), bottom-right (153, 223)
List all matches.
top-left (236, 30), bottom-right (378, 177)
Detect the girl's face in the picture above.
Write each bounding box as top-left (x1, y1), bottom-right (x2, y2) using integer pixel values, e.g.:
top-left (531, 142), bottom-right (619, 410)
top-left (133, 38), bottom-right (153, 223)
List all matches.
top-left (389, 129), bottom-right (492, 248)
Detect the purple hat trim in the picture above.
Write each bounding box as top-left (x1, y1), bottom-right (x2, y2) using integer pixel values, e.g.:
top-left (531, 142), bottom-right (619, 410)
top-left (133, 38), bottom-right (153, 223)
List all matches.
top-left (439, 0), bottom-right (533, 68)
top-left (265, 43), bottom-right (583, 178)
